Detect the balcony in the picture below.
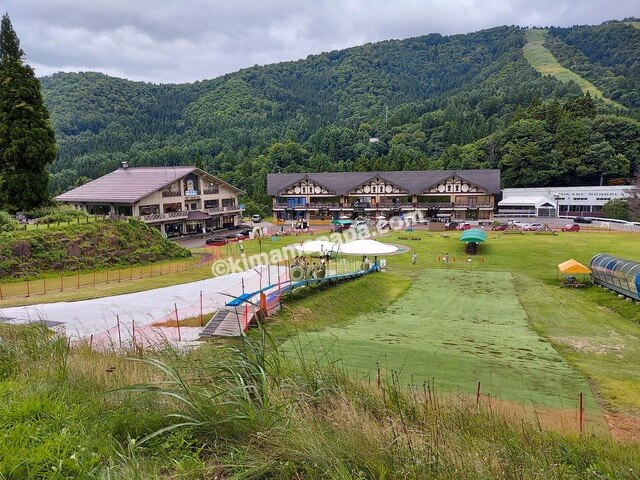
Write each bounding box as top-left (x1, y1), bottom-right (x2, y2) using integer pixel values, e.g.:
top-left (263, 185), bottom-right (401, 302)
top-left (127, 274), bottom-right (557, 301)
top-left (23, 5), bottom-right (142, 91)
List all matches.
top-left (209, 205), bottom-right (245, 214)
top-left (140, 210), bottom-right (188, 223)
top-left (203, 189), bottom-right (219, 195)
top-left (162, 191), bottom-right (182, 198)
top-left (453, 203), bottom-right (493, 209)
top-left (416, 202), bottom-right (452, 209)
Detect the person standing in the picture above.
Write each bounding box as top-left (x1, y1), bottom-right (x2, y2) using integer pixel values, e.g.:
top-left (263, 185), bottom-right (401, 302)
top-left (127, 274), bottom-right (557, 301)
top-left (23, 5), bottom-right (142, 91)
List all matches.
top-left (238, 239), bottom-right (244, 254)
top-left (412, 252), bottom-right (417, 264)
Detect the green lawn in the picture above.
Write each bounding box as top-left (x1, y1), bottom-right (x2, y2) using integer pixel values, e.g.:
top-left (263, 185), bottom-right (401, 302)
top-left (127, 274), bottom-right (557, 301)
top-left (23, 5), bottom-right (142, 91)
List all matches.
top-left (522, 29), bottom-right (623, 108)
top-left (275, 229), bottom-right (640, 422)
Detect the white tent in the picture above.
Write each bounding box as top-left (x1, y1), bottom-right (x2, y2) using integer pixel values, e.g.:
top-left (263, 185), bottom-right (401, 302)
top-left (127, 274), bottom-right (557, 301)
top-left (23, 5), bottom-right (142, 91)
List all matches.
top-left (293, 240), bottom-right (339, 254)
top-left (339, 239), bottom-right (398, 255)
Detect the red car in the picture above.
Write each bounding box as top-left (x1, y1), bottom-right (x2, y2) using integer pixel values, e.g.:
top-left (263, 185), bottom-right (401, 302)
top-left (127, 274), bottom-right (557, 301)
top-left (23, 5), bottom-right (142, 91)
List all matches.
top-left (492, 224), bottom-right (508, 231)
top-left (561, 224), bottom-right (580, 232)
top-left (457, 223), bottom-right (471, 231)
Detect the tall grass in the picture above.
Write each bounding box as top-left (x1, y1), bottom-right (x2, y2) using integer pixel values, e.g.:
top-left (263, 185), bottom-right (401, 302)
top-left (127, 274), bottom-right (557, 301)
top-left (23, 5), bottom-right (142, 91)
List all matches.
top-left (0, 323), bottom-right (639, 478)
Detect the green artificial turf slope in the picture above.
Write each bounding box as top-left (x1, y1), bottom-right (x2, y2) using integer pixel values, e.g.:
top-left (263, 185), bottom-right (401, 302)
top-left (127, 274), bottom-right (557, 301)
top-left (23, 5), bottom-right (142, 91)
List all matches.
top-left (285, 269), bottom-right (602, 415)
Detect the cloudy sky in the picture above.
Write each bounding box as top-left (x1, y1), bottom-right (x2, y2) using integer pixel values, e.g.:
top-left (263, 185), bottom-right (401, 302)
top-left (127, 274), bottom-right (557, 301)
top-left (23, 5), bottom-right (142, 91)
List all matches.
top-left (5, 0), bottom-right (638, 84)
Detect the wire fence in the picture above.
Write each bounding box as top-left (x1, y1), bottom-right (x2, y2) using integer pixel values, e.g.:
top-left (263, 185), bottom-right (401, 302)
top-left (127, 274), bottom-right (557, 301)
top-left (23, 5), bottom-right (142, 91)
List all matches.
top-left (0, 255), bottom-right (214, 300)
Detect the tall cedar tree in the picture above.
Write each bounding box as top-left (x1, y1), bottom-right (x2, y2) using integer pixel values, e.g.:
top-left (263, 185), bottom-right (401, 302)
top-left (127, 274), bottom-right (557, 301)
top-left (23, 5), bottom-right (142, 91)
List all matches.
top-left (0, 13), bottom-right (56, 212)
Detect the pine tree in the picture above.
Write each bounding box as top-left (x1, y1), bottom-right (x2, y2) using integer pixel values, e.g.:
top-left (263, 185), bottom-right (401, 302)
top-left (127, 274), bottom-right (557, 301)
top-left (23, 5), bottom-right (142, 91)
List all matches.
top-left (0, 13), bottom-right (56, 212)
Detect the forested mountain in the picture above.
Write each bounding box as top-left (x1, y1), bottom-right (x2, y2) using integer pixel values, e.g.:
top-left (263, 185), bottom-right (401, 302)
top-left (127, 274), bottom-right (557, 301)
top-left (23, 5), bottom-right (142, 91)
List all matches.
top-left (40, 23), bottom-right (640, 214)
top-left (546, 22), bottom-right (640, 108)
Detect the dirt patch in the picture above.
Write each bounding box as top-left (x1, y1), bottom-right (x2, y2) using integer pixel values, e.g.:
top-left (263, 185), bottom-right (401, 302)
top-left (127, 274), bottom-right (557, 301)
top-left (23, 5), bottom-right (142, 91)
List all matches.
top-left (454, 394), bottom-right (605, 435)
top-left (552, 336), bottom-right (624, 356)
top-left (603, 412), bottom-right (640, 442)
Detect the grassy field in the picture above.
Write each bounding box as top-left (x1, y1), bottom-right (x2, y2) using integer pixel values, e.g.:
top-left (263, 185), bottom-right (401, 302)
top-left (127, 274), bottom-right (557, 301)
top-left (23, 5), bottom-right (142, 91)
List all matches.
top-left (522, 29), bottom-right (622, 107)
top-left (0, 323), bottom-right (637, 478)
top-left (1, 228), bottom-right (640, 476)
top-left (269, 229), bottom-right (640, 438)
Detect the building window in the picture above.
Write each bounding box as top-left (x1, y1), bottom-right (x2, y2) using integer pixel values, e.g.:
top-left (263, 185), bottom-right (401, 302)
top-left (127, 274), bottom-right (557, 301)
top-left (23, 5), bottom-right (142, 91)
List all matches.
top-left (204, 199), bottom-right (219, 209)
top-left (163, 203), bottom-right (181, 213)
top-left (140, 205), bottom-right (160, 215)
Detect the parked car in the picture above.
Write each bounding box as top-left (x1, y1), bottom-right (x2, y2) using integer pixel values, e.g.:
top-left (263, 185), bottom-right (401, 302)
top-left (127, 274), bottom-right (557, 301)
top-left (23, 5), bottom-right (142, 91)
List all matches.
top-left (492, 224), bottom-right (509, 231)
top-left (562, 224), bottom-right (580, 232)
top-left (225, 233), bottom-right (247, 241)
top-left (239, 229), bottom-right (253, 236)
top-left (205, 236), bottom-right (228, 246)
top-left (526, 223), bottom-right (544, 231)
top-left (574, 217), bottom-right (593, 224)
top-left (444, 221), bottom-right (459, 230)
top-left (457, 223), bottom-right (472, 231)
top-left (252, 214), bottom-right (262, 223)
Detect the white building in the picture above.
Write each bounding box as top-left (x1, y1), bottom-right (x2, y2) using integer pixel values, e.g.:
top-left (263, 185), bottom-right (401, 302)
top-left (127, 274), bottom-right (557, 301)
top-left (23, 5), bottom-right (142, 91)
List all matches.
top-left (498, 186), bottom-right (633, 217)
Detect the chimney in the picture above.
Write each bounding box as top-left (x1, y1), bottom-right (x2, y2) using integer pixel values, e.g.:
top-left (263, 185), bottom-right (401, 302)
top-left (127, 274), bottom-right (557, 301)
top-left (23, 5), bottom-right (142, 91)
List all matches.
top-left (121, 161), bottom-right (129, 169)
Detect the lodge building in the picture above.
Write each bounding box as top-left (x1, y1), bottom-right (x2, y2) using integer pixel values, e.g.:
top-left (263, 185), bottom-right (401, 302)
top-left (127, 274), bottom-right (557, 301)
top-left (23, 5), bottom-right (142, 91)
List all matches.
top-left (266, 169), bottom-right (501, 224)
top-left (56, 164), bottom-right (244, 237)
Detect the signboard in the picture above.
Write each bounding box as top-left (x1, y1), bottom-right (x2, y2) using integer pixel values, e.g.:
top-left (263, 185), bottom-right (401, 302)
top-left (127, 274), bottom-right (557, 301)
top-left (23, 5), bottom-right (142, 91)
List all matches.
top-left (185, 190), bottom-right (198, 197)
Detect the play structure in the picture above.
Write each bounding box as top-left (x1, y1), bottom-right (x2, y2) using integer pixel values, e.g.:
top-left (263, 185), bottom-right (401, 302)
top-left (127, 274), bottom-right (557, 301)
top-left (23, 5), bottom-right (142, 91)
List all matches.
top-left (200, 241), bottom-right (392, 338)
top-left (590, 254), bottom-right (640, 301)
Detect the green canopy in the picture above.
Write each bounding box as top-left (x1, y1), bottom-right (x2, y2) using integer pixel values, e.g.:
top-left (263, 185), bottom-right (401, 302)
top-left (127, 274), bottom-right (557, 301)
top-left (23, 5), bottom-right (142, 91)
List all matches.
top-left (331, 219), bottom-right (353, 225)
top-left (460, 228), bottom-right (487, 243)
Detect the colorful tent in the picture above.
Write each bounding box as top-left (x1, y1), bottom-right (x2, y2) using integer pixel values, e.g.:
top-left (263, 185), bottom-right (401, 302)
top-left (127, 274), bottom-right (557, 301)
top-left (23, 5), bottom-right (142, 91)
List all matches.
top-left (557, 259), bottom-right (591, 275)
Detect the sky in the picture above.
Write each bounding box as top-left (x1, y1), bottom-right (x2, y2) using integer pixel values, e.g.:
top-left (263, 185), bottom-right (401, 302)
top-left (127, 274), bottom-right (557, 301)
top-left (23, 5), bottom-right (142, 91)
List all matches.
top-left (5, 0), bottom-right (638, 84)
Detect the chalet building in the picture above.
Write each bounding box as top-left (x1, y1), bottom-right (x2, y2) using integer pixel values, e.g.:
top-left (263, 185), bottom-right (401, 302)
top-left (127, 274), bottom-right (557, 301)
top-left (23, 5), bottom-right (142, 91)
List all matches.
top-left (266, 169), bottom-right (501, 224)
top-left (56, 164), bottom-right (244, 237)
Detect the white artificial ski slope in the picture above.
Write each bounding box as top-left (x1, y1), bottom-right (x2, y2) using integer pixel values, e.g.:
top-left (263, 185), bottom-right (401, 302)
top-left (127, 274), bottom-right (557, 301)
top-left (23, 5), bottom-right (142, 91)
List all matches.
top-left (0, 265), bottom-right (282, 343)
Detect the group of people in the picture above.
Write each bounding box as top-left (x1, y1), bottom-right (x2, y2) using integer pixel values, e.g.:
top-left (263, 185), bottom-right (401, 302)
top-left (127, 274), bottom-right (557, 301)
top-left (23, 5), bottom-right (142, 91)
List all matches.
top-left (292, 255), bottom-right (327, 279)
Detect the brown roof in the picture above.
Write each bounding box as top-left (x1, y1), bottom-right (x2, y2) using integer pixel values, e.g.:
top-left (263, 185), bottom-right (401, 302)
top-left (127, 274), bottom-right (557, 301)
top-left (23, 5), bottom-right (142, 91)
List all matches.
top-left (56, 167), bottom-right (243, 203)
top-left (186, 210), bottom-right (211, 221)
top-left (267, 169), bottom-right (501, 196)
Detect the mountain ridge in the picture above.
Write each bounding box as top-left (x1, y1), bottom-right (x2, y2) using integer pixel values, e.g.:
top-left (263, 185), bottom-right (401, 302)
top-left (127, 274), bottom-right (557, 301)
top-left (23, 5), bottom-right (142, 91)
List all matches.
top-left (39, 22), bottom-right (640, 213)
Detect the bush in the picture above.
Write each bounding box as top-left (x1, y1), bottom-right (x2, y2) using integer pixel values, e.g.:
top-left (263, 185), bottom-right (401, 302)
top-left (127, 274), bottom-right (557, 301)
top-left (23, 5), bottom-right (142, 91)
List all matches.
top-left (602, 199), bottom-right (631, 221)
top-left (33, 207), bottom-right (88, 225)
top-left (0, 211), bottom-right (18, 232)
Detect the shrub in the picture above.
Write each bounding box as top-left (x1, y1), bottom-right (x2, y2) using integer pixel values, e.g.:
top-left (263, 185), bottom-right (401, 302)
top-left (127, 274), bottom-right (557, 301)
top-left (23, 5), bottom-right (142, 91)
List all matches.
top-left (0, 211), bottom-right (18, 232)
top-left (33, 207), bottom-right (88, 225)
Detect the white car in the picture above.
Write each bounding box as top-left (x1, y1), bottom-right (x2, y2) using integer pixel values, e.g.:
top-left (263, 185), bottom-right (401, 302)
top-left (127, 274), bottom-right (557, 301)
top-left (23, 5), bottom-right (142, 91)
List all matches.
top-left (526, 223), bottom-right (544, 231)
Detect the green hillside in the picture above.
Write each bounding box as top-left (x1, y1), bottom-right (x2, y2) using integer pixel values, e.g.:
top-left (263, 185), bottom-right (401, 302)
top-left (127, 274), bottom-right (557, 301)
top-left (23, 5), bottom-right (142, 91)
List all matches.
top-left (40, 23), bottom-right (640, 212)
top-left (547, 22), bottom-right (640, 109)
top-left (522, 29), bottom-right (621, 107)
top-left (0, 220), bottom-right (189, 279)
